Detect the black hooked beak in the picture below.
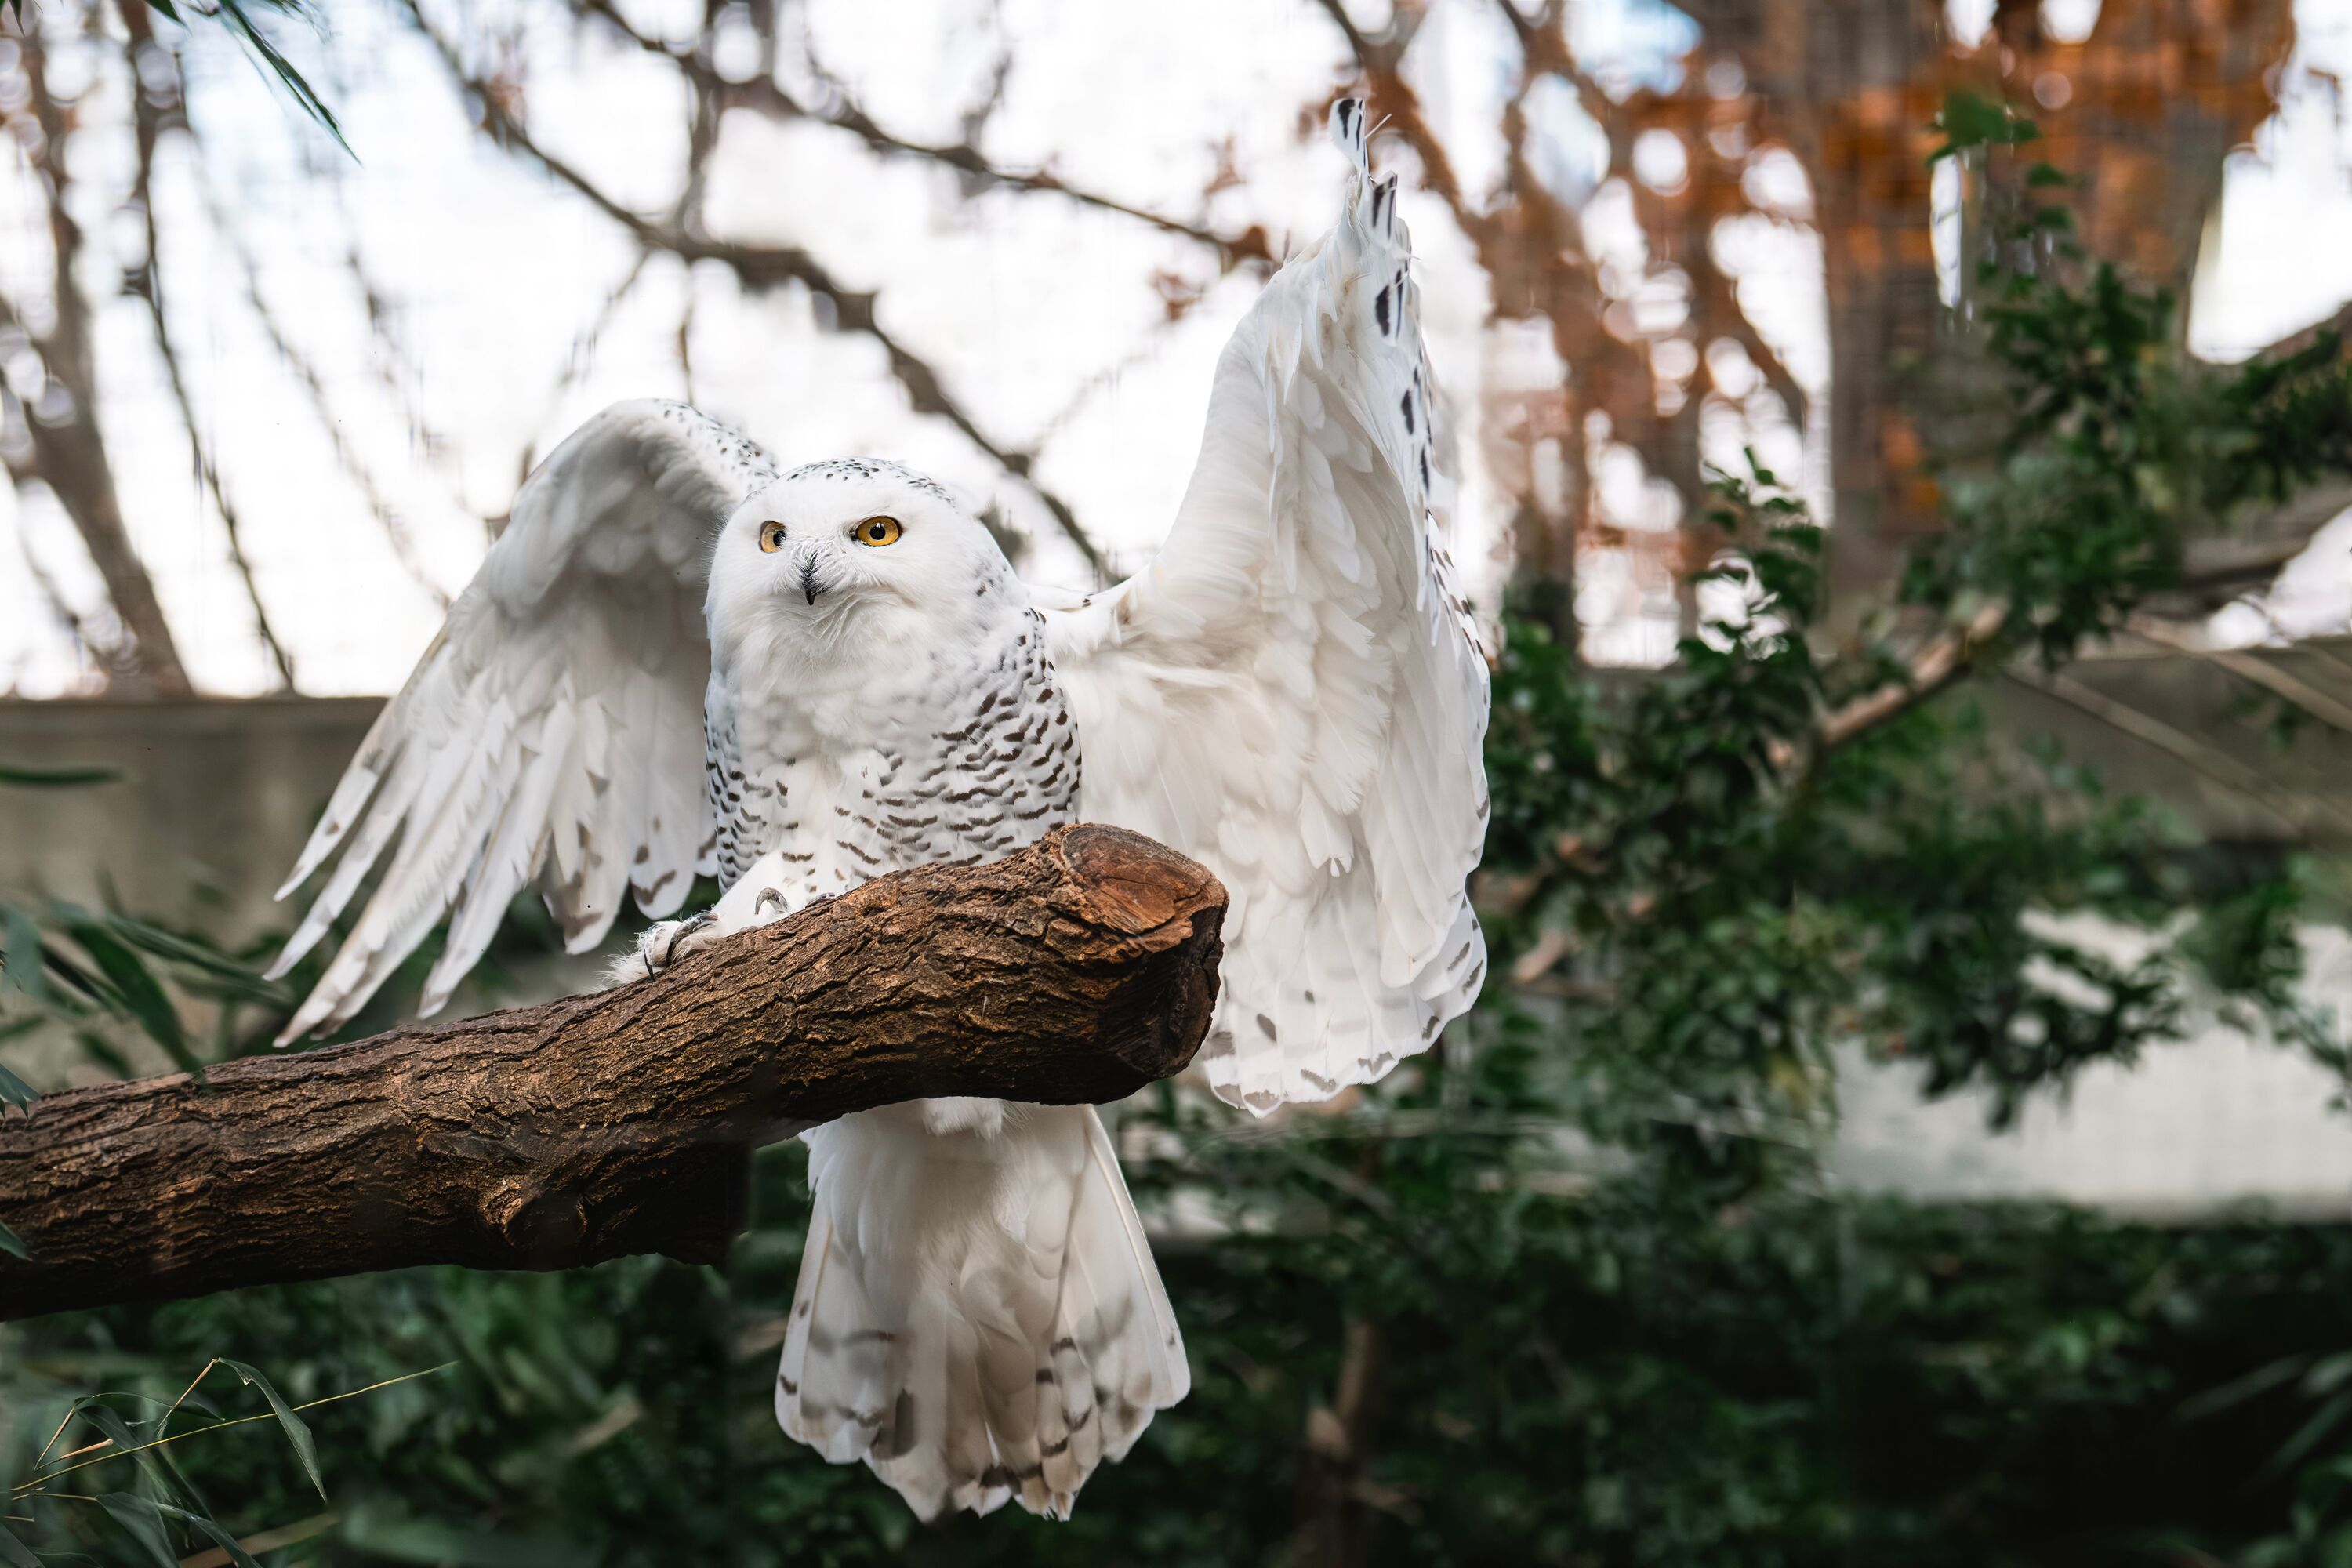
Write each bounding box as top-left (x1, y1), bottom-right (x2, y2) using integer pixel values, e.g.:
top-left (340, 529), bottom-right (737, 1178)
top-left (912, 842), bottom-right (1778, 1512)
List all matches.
top-left (797, 557), bottom-right (822, 605)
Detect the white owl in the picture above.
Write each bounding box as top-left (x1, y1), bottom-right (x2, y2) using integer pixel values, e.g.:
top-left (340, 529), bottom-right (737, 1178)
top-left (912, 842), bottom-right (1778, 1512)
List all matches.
top-left (267, 101), bottom-right (1489, 1520)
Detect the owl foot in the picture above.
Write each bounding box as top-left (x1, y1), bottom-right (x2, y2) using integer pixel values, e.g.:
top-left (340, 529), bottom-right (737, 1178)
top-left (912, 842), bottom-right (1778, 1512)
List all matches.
top-left (635, 910), bottom-right (719, 979)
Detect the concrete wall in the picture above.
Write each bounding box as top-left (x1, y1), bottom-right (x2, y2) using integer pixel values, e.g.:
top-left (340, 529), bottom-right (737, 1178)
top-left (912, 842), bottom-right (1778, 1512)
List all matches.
top-left (0, 697), bottom-right (383, 941)
top-left (1831, 920), bottom-right (2352, 1219)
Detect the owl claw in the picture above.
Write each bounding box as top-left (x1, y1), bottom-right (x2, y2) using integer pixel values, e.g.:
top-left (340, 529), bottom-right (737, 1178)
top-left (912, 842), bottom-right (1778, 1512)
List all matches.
top-left (637, 910), bottom-right (718, 978)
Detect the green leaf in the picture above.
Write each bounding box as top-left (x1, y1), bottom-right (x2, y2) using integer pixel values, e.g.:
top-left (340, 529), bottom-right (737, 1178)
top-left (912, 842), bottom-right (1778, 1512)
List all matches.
top-left (73, 1030), bottom-right (133, 1080)
top-left (0, 1525), bottom-right (40, 1568)
top-left (90, 914), bottom-right (284, 1004)
top-left (67, 1399), bottom-right (207, 1515)
top-left (148, 0), bottom-right (183, 19)
top-left (60, 922), bottom-right (198, 1078)
top-left (1928, 89), bottom-right (2041, 163)
top-left (93, 1494), bottom-right (176, 1568)
top-left (0, 1216), bottom-right (24, 1261)
top-left (0, 1055), bottom-right (34, 1114)
top-left (216, 1), bottom-right (352, 157)
top-left (155, 1506), bottom-right (263, 1568)
top-left (0, 763), bottom-right (121, 789)
top-left (220, 1359), bottom-right (325, 1501)
top-left (2, 909), bottom-right (46, 1000)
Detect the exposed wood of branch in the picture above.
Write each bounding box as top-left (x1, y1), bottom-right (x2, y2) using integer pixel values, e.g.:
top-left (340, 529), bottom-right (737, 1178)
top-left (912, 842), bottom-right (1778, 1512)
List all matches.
top-left (397, 1), bottom-right (1109, 579)
top-left (0, 825), bottom-right (1225, 1321)
top-left (1817, 598), bottom-right (2009, 750)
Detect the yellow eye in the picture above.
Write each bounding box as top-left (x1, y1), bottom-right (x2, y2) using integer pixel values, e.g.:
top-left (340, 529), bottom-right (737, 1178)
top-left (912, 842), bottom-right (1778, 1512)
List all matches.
top-left (854, 516), bottom-right (902, 547)
top-left (757, 521), bottom-right (787, 554)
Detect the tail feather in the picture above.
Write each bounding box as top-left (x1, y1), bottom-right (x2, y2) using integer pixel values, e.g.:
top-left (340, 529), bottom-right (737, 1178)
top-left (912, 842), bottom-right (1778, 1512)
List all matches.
top-left (776, 1101), bottom-right (1187, 1520)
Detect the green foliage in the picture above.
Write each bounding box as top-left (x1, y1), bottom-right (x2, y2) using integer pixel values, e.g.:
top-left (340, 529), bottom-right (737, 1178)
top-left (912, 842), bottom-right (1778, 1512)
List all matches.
top-left (1928, 88), bottom-right (2044, 163)
top-left (4, 1356), bottom-right (442, 1567)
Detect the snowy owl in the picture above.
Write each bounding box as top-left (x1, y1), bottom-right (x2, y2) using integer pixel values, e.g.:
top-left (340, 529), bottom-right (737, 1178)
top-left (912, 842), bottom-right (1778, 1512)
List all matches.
top-left (267, 100), bottom-right (1489, 1520)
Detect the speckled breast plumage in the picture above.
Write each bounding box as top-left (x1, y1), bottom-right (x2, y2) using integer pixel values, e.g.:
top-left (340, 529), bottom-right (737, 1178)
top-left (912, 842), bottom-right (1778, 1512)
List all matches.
top-left (702, 585), bottom-right (1080, 916)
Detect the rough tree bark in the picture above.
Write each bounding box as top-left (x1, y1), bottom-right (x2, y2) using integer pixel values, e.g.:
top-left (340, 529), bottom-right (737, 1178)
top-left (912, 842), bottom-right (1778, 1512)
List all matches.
top-left (0, 825), bottom-right (1225, 1321)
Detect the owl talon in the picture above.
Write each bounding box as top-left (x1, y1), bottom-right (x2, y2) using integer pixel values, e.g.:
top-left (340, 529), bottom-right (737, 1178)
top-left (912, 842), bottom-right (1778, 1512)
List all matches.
top-left (639, 911), bottom-right (718, 978)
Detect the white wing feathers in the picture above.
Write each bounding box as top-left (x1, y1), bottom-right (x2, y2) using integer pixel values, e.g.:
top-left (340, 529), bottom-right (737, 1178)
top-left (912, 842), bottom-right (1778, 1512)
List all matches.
top-left (267, 401), bottom-right (774, 1041)
top-left (1044, 99), bottom-right (1491, 1113)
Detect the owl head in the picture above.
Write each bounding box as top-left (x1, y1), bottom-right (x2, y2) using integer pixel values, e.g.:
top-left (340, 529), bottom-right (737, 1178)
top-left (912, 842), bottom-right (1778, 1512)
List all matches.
top-left (706, 458), bottom-right (1014, 669)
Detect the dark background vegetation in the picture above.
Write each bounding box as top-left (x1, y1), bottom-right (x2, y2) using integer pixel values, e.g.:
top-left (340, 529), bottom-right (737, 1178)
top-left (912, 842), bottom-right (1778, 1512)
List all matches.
top-left (13, 2), bottom-right (2352, 1565)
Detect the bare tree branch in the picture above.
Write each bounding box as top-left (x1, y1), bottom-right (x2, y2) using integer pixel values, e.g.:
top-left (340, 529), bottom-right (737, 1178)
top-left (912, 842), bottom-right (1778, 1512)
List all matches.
top-left (2124, 613), bottom-right (2352, 732)
top-left (1817, 600), bottom-right (2009, 750)
top-left (403, 0), bottom-right (1109, 577)
top-left (573, 0), bottom-right (1267, 268)
top-left (118, 4), bottom-right (296, 691)
top-left (191, 165), bottom-right (453, 610)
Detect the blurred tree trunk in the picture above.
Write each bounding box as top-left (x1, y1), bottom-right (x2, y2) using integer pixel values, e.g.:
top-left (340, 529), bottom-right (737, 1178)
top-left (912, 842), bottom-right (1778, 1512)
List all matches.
top-left (7, 13), bottom-right (191, 695)
top-left (1705, 0), bottom-right (2296, 612)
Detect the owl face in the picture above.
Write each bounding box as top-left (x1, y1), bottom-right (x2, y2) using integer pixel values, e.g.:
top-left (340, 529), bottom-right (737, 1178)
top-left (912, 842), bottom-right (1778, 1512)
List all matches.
top-left (707, 459), bottom-right (1010, 666)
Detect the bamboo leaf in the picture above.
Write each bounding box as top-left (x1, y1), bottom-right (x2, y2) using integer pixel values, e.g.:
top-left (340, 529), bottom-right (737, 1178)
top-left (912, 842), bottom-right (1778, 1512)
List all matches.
top-left (0, 764), bottom-right (120, 789)
top-left (215, 1), bottom-right (351, 157)
top-left (0, 1217), bottom-right (25, 1261)
top-left (72, 1030), bottom-right (132, 1081)
top-left (219, 1362), bottom-right (325, 1501)
top-left (60, 924), bottom-right (198, 1078)
top-left (154, 1505), bottom-right (263, 1568)
top-left (2, 911), bottom-right (45, 1000)
top-left (0, 1056), bottom-right (34, 1115)
top-left (93, 1494), bottom-right (175, 1568)
top-left (89, 915), bottom-right (282, 1004)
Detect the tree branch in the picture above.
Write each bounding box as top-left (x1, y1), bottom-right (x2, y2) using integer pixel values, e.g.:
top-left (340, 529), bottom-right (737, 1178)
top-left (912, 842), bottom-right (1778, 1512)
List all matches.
top-left (0, 825), bottom-right (1225, 1321)
top-left (401, 0), bottom-right (1109, 578)
top-left (2002, 666), bottom-right (2352, 839)
top-left (572, 0), bottom-right (1265, 268)
top-left (1817, 599), bottom-right (2009, 751)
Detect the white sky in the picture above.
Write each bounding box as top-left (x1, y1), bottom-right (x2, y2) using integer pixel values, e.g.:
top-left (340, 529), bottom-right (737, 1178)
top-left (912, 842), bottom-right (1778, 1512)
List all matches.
top-left (1, 0), bottom-right (2349, 695)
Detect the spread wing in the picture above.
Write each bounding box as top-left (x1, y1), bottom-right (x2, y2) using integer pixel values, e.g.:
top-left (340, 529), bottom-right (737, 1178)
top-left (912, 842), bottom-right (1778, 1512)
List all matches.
top-left (267, 400), bottom-right (775, 1040)
top-left (1041, 100), bottom-right (1490, 1114)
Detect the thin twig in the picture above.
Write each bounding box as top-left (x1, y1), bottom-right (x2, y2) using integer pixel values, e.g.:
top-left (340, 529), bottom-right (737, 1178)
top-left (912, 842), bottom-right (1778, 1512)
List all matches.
top-left (158, 1356), bottom-right (218, 1440)
top-left (2125, 613), bottom-right (2352, 734)
top-left (2002, 666), bottom-right (2352, 839)
top-left (121, 16), bottom-right (296, 688)
top-left (12, 1365), bottom-right (451, 1495)
top-left (190, 165), bottom-right (452, 609)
